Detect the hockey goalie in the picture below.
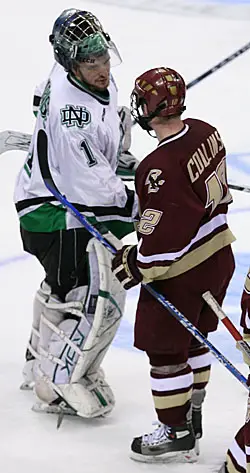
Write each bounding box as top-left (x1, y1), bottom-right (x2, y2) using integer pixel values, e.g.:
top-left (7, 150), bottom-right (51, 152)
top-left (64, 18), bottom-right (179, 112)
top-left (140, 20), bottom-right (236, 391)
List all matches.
top-left (14, 8), bottom-right (138, 419)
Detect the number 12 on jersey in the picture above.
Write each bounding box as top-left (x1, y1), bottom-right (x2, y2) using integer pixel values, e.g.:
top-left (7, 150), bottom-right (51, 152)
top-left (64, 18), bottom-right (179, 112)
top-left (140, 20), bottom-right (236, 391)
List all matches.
top-left (205, 157), bottom-right (232, 214)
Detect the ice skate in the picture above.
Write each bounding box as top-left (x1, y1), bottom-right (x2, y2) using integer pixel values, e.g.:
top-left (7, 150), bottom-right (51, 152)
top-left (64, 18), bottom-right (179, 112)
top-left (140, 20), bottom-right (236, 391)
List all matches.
top-left (32, 396), bottom-right (76, 415)
top-left (130, 422), bottom-right (197, 463)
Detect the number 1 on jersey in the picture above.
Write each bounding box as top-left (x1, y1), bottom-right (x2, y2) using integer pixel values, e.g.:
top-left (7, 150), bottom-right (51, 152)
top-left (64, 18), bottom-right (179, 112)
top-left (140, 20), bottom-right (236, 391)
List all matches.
top-left (80, 139), bottom-right (97, 167)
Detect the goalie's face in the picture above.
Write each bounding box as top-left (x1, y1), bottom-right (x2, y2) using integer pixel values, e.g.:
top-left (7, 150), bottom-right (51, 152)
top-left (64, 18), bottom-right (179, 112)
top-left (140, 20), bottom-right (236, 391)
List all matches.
top-left (75, 52), bottom-right (111, 91)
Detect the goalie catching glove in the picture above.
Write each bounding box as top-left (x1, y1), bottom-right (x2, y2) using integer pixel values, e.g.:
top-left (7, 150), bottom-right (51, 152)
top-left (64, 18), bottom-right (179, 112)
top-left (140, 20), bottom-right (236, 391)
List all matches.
top-left (112, 245), bottom-right (142, 290)
top-left (118, 151), bottom-right (139, 172)
top-left (117, 105), bottom-right (140, 181)
top-left (116, 151), bottom-right (140, 182)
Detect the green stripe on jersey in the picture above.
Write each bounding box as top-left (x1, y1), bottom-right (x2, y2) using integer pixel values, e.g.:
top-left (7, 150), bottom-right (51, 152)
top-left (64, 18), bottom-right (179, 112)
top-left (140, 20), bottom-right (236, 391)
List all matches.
top-left (20, 203), bottom-right (67, 232)
top-left (103, 220), bottom-right (134, 239)
top-left (86, 216), bottom-right (134, 239)
top-left (19, 203), bottom-right (135, 237)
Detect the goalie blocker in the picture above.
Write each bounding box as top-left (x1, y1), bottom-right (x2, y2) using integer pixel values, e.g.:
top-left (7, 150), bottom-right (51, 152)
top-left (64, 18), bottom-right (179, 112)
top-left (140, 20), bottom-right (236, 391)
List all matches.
top-left (24, 235), bottom-right (126, 418)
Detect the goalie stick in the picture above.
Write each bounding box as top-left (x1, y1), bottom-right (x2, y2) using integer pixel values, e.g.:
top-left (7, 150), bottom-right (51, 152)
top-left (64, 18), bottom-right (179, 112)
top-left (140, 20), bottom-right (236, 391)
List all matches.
top-left (2, 129), bottom-right (250, 195)
top-left (36, 127), bottom-right (250, 393)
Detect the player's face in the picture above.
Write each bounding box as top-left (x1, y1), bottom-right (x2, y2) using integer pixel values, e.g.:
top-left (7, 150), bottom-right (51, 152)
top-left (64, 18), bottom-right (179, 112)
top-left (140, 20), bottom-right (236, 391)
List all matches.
top-left (77, 52), bottom-right (111, 91)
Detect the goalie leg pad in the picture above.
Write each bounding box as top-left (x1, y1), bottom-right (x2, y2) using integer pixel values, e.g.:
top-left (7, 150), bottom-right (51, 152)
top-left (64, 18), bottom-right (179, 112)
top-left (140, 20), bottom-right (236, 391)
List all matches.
top-left (21, 281), bottom-right (51, 390)
top-left (34, 289), bottom-right (89, 405)
top-left (70, 237), bottom-right (126, 381)
top-left (33, 369), bottom-right (115, 418)
top-left (34, 237), bottom-right (126, 418)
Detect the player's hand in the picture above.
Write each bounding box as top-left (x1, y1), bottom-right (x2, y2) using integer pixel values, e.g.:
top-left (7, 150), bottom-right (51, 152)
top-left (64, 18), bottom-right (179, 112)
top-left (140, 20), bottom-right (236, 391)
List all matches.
top-left (112, 245), bottom-right (142, 290)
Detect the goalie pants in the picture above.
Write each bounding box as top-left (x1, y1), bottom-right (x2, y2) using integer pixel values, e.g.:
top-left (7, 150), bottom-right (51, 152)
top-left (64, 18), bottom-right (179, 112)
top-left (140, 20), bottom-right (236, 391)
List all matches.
top-left (134, 244), bottom-right (235, 426)
top-left (20, 226), bottom-right (92, 301)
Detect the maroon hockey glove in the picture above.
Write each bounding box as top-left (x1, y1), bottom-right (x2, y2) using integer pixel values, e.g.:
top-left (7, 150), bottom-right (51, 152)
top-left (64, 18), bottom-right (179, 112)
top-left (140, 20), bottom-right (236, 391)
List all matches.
top-left (241, 289), bottom-right (250, 323)
top-left (112, 245), bottom-right (142, 290)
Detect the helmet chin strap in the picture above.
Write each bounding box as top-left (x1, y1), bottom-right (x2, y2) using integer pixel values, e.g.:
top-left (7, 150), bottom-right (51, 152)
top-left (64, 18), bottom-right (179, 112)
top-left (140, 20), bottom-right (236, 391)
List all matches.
top-left (137, 102), bottom-right (167, 133)
top-left (139, 102), bottom-right (186, 135)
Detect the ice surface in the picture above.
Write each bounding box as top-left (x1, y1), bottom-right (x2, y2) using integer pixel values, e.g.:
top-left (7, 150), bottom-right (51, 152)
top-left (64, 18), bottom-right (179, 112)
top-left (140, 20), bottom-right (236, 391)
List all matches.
top-left (1, 1), bottom-right (250, 472)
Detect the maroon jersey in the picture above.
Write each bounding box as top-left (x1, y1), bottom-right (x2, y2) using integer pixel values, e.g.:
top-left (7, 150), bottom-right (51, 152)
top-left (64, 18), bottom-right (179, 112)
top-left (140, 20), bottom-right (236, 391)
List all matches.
top-left (135, 118), bottom-right (235, 282)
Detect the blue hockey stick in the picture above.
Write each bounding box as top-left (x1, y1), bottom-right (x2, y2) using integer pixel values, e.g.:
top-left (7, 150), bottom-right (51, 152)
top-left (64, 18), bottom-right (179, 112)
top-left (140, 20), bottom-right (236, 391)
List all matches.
top-left (37, 128), bottom-right (249, 392)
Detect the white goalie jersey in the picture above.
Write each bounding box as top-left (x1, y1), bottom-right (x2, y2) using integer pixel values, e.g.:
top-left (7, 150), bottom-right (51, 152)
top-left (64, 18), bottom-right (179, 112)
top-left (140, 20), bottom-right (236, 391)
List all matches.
top-left (14, 64), bottom-right (137, 232)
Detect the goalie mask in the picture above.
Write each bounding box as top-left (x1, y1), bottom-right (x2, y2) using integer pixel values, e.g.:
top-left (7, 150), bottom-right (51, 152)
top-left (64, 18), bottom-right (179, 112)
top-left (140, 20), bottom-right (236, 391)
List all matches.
top-left (49, 9), bottom-right (122, 71)
top-left (130, 67), bottom-right (186, 131)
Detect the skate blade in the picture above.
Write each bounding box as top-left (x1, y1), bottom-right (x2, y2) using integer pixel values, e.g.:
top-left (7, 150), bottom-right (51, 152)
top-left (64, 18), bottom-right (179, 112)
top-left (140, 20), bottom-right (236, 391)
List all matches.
top-left (20, 381), bottom-right (34, 391)
top-left (130, 448), bottom-right (198, 464)
top-left (32, 401), bottom-right (111, 419)
top-left (32, 402), bottom-right (76, 416)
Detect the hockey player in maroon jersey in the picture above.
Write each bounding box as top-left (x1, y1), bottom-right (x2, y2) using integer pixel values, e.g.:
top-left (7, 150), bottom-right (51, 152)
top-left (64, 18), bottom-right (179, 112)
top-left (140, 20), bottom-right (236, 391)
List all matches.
top-left (219, 273), bottom-right (250, 473)
top-left (112, 67), bottom-right (236, 462)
